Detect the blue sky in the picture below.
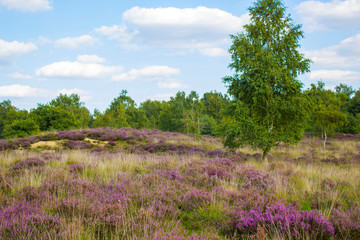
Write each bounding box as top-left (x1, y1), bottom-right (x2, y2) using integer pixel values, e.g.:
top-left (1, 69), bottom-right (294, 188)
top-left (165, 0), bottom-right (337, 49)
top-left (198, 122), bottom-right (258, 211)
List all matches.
top-left (1, 0), bottom-right (360, 112)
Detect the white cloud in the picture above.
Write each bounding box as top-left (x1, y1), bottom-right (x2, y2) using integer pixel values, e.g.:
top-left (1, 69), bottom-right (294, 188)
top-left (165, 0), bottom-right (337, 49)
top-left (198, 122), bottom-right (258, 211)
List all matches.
top-left (77, 54), bottom-right (106, 63)
top-left (0, 39), bottom-right (37, 63)
top-left (305, 33), bottom-right (360, 68)
top-left (0, 84), bottom-right (49, 97)
top-left (296, 0), bottom-right (360, 31)
top-left (157, 81), bottom-right (188, 89)
top-left (199, 47), bottom-right (228, 57)
top-left (94, 24), bottom-right (139, 49)
top-left (7, 72), bottom-right (33, 79)
top-left (308, 70), bottom-right (360, 85)
top-left (36, 61), bottom-right (123, 79)
top-left (55, 35), bottom-right (97, 49)
top-left (0, 0), bottom-right (51, 12)
top-left (56, 88), bottom-right (92, 101)
top-left (99, 7), bottom-right (248, 53)
top-left (112, 65), bottom-right (180, 82)
top-left (123, 6), bottom-right (247, 34)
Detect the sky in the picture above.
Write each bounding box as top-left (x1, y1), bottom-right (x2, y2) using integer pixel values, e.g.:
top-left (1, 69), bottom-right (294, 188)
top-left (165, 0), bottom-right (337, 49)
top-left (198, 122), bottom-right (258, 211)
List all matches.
top-left (0, 0), bottom-right (360, 112)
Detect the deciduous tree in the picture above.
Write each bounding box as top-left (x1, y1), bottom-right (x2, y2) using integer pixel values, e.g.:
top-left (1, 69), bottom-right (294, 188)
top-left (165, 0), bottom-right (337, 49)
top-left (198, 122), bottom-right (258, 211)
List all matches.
top-left (222, 0), bottom-right (311, 161)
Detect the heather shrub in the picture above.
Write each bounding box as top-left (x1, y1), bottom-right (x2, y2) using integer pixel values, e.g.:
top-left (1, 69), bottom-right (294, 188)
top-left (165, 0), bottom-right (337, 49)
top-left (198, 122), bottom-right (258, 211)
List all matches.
top-left (41, 152), bottom-right (62, 161)
top-left (10, 157), bottom-right (45, 171)
top-left (38, 133), bottom-right (58, 141)
top-left (181, 189), bottom-right (211, 212)
top-left (0, 140), bottom-right (10, 150)
top-left (232, 203), bottom-right (334, 239)
top-left (64, 140), bottom-right (92, 149)
top-left (69, 163), bottom-right (84, 173)
top-left (0, 201), bottom-right (62, 239)
top-left (219, 188), bottom-right (280, 213)
top-left (142, 226), bottom-right (222, 240)
top-left (58, 130), bottom-right (86, 140)
top-left (10, 138), bottom-right (32, 149)
top-left (237, 166), bottom-right (274, 191)
top-left (331, 206), bottom-right (360, 239)
top-left (159, 169), bottom-right (184, 182)
top-left (206, 149), bottom-right (226, 158)
top-left (204, 165), bottom-right (232, 180)
top-left (321, 156), bottom-right (350, 165)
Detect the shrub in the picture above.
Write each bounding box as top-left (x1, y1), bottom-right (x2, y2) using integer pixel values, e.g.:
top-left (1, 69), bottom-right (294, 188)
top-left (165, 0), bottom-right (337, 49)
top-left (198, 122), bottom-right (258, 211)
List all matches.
top-left (10, 158), bottom-right (45, 171)
top-left (0, 201), bottom-right (62, 239)
top-left (10, 138), bottom-right (33, 149)
top-left (233, 203), bottom-right (334, 239)
top-left (0, 140), bottom-right (9, 151)
top-left (57, 130), bottom-right (85, 140)
top-left (331, 207), bottom-right (360, 239)
top-left (237, 166), bottom-right (274, 191)
top-left (64, 140), bottom-right (91, 149)
top-left (181, 190), bottom-right (211, 212)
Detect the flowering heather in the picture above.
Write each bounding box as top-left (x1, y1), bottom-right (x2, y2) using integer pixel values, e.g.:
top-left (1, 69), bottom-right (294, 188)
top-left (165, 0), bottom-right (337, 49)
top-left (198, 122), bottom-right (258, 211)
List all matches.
top-left (57, 130), bottom-right (86, 140)
top-left (0, 201), bottom-right (62, 239)
top-left (204, 165), bottom-right (232, 180)
top-left (237, 166), bottom-right (274, 191)
top-left (234, 203), bottom-right (334, 239)
top-left (0, 140), bottom-right (9, 150)
top-left (331, 207), bottom-right (360, 239)
top-left (205, 149), bottom-right (226, 158)
top-left (38, 132), bottom-right (58, 141)
top-left (159, 169), bottom-right (184, 182)
top-left (129, 142), bottom-right (205, 155)
top-left (321, 156), bottom-right (350, 165)
top-left (10, 157), bottom-right (45, 171)
top-left (181, 189), bottom-right (211, 212)
top-left (69, 163), bottom-right (84, 173)
top-left (10, 138), bottom-right (33, 149)
top-left (142, 226), bottom-right (222, 240)
top-left (41, 152), bottom-right (62, 161)
top-left (64, 140), bottom-right (92, 149)
top-left (1, 127), bottom-right (359, 239)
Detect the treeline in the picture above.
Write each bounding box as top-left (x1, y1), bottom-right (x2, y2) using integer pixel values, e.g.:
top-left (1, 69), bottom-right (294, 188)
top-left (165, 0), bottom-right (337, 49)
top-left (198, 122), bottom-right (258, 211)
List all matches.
top-left (0, 82), bottom-right (359, 139)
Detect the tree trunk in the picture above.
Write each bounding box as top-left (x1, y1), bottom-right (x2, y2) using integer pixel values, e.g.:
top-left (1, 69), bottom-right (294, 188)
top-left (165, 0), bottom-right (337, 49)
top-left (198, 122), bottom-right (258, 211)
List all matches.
top-left (262, 146), bottom-right (271, 163)
top-left (323, 130), bottom-right (327, 150)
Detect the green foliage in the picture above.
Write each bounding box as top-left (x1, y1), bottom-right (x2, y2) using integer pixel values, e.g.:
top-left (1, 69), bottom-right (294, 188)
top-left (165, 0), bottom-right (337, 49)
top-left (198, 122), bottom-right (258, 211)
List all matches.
top-left (201, 91), bottom-right (229, 122)
top-left (50, 93), bottom-right (91, 128)
top-left (93, 90), bottom-right (150, 129)
top-left (305, 82), bottom-right (348, 147)
top-left (222, 0), bottom-right (311, 160)
top-left (0, 100), bottom-right (18, 137)
top-left (2, 119), bottom-right (39, 138)
top-left (140, 99), bottom-right (163, 128)
top-left (159, 92), bottom-right (186, 132)
top-left (29, 104), bottom-right (77, 131)
top-left (200, 115), bottom-right (218, 136)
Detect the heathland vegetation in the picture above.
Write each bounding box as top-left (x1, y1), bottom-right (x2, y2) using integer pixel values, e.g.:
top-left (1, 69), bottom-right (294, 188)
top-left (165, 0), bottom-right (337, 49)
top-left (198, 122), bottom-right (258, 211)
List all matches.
top-left (0, 127), bottom-right (360, 239)
top-left (1, 0), bottom-right (360, 239)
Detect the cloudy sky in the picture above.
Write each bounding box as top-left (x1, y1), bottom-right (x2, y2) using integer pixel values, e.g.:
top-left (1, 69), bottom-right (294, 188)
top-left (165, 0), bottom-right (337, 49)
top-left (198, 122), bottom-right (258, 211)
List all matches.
top-left (1, 0), bottom-right (360, 111)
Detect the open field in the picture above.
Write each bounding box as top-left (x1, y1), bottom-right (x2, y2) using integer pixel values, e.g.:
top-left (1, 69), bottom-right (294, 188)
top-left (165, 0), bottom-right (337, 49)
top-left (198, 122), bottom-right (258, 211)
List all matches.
top-left (0, 128), bottom-right (359, 239)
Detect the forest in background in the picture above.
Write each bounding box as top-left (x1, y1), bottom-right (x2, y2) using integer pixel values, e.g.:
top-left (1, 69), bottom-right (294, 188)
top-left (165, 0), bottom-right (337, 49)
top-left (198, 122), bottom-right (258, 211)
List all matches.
top-left (1, 81), bottom-right (359, 140)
